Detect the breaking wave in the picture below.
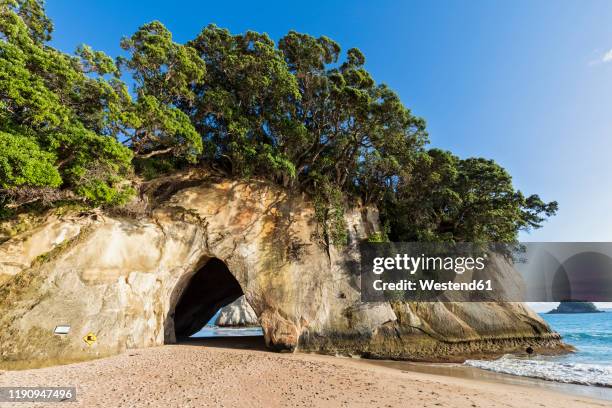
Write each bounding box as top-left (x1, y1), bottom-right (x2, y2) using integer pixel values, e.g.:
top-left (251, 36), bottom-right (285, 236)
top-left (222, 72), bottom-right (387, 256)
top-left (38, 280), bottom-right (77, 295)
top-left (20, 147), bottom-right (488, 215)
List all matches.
top-left (465, 356), bottom-right (612, 387)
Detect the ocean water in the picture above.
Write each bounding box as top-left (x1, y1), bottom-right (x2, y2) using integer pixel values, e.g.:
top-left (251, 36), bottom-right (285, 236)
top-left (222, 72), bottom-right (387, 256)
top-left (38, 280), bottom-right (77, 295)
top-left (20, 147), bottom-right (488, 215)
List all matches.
top-left (192, 326), bottom-right (264, 337)
top-left (190, 310), bottom-right (264, 338)
top-left (465, 312), bottom-right (612, 387)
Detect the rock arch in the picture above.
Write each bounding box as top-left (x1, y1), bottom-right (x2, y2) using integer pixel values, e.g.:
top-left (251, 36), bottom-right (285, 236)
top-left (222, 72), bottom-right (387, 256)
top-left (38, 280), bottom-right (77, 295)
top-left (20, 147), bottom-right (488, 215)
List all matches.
top-left (0, 174), bottom-right (566, 365)
top-left (167, 257), bottom-right (250, 341)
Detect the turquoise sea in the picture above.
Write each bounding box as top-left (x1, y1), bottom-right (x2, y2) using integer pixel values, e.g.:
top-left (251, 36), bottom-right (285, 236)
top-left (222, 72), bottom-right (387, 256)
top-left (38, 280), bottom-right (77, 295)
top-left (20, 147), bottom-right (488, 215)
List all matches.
top-left (466, 311), bottom-right (612, 387)
top-left (542, 312), bottom-right (612, 366)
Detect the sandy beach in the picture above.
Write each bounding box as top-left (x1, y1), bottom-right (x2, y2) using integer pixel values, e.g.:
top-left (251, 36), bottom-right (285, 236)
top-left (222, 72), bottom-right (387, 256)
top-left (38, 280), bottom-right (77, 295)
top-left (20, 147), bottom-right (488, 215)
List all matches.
top-left (0, 337), bottom-right (609, 408)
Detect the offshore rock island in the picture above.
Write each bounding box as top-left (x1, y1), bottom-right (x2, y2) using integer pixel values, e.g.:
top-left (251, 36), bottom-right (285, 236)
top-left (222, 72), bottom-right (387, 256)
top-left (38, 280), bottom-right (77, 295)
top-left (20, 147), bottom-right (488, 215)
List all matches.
top-left (548, 301), bottom-right (604, 314)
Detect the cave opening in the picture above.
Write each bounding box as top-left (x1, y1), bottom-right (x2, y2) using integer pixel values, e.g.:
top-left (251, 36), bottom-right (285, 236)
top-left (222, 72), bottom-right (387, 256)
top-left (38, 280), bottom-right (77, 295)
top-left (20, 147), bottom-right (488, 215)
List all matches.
top-left (173, 257), bottom-right (263, 344)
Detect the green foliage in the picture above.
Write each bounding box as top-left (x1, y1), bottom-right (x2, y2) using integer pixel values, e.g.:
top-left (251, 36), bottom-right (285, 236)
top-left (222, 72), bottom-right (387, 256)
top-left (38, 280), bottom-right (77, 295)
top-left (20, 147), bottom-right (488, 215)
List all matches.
top-left (118, 21), bottom-right (205, 162)
top-left (0, 0), bottom-right (133, 209)
top-left (0, 3), bottom-right (557, 244)
top-left (76, 44), bottom-right (120, 76)
top-left (313, 183), bottom-right (348, 247)
top-left (123, 95), bottom-right (202, 162)
top-left (367, 228), bottom-right (390, 243)
top-left (0, 131), bottom-right (60, 188)
top-left (186, 25), bottom-right (301, 182)
top-left (119, 21), bottom-right (205, 104)
top-left (134, 156), bottom-right (183, 180)
top-left (1, 0), bottom-right (52, 43)
top-left (75, 179), bottom-right (134, 206)
top-left (276, 31), bottom-right (427, 197)
top-left (381, 149), bottom-right (558, 243)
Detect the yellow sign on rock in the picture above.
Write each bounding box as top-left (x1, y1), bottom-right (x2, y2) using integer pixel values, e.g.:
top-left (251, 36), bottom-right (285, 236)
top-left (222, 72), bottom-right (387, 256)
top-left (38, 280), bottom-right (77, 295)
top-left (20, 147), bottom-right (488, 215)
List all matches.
top-left (83, 332), bottom-right (97, 346)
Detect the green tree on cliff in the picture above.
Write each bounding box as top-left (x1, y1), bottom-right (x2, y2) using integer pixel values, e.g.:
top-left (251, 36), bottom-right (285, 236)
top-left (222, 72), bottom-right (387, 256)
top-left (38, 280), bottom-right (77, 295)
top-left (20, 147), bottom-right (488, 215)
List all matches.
top-left (0, 0), bottom-right (133, 206)
top-left (381, 149), bottom-right (558, 242)
top-left (118, 21), bottom-right (204, 163)
top-left (0, 1), bottom-right (557, 243)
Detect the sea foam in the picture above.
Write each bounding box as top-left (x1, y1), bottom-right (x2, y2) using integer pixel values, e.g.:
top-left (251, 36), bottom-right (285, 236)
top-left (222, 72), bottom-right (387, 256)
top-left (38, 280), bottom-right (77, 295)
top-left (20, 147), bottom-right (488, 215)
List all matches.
top-left (464, 356), bottom-right (612, 387)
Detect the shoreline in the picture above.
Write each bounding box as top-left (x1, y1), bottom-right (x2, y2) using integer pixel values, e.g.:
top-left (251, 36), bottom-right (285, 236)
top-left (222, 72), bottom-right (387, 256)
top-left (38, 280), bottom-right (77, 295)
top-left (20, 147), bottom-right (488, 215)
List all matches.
top-left (360, 359), bottom-right (612, 401)
top-left (0, 337), bottom-right (610, 407)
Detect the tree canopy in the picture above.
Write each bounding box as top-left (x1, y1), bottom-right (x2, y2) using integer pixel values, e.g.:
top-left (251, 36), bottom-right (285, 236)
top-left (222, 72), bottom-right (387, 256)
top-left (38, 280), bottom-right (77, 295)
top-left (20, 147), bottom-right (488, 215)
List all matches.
top-left (380, 149), bottom-right (558, 243)
top-left (0, 0), bottom-right (557, 243)
top-left (0, 0), bottom-right (134, 206)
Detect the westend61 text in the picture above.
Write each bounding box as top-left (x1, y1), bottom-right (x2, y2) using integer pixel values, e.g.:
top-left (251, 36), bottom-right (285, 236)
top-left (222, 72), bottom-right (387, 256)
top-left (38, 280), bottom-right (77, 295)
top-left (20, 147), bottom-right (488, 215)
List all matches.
top-left (372, 279), bottom-right (494, 292)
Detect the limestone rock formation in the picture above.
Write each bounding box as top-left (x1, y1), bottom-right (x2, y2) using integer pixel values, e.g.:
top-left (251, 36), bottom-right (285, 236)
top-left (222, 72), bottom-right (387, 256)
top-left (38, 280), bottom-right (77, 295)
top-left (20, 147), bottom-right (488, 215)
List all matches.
top-left (0, 171), bottom-right (566, 365)
top-left (215, 296), bottom-right (258, 327)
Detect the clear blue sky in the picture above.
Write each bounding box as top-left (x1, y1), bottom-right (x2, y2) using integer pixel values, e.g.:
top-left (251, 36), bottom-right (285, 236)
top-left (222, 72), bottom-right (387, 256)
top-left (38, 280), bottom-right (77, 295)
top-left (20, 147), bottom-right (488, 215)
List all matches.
top-left (45, 0), bottom-right (612, 242)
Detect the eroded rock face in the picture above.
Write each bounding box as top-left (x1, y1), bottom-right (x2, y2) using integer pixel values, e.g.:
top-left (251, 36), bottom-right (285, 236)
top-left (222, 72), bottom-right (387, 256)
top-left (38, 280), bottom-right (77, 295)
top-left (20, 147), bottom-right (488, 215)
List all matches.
top-left (0, 172), bottom-right (565, 364)
top-left (215, 296), bottom-right (258, 327)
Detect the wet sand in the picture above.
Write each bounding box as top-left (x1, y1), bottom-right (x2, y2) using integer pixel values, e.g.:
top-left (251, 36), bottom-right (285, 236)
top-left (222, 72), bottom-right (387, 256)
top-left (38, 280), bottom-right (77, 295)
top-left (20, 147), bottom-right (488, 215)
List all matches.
top-left (361, 359), bottom-right (612, 402)
top-left (0, 337), bottom-right (610, 408)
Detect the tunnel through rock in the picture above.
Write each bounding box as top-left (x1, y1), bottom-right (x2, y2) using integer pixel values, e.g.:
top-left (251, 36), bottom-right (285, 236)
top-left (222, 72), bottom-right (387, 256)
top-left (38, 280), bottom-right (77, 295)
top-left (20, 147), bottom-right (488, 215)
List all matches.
top-left (173, 258), bottom-right (246, 338)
